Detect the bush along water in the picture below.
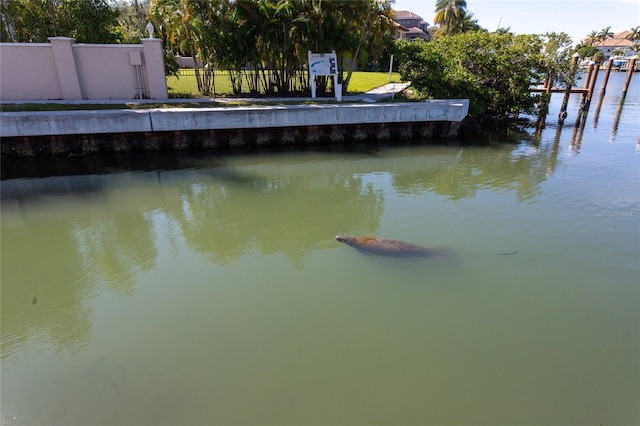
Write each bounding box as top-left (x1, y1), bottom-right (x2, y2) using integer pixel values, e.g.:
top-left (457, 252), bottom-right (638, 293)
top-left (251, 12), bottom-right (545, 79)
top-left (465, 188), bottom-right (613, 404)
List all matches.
top-left (396, 32), bottom-right (547, 136)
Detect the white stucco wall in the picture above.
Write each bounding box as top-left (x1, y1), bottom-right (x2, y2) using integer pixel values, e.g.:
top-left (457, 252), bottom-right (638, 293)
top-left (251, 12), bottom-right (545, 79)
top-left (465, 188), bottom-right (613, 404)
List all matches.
top-left (0, 37), bottom-right (168, 100)
top-left (0, 43), bottom-right (63, 100)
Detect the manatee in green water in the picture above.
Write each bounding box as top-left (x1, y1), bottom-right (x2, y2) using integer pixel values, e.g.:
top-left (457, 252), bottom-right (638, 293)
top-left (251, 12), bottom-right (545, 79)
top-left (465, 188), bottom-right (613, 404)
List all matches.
top-left (336, 235), bottom-right (450, 258)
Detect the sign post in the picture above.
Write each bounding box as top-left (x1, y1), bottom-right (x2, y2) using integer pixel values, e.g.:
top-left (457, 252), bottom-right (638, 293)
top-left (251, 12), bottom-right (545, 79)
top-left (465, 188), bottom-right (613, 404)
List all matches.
top-left (308, 50), bottom-right (341, 101)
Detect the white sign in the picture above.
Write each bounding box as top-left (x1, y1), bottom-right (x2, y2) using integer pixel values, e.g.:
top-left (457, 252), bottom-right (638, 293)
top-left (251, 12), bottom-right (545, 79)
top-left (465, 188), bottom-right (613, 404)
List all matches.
top-left (308, 51), bottom-right (341, 101)
top-left (308, 52), bottom-right (337, 76)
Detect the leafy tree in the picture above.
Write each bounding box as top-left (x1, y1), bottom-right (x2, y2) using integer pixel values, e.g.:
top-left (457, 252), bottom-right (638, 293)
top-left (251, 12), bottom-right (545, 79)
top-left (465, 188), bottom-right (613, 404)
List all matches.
top-left (495, 26), bottom-right (512, 35)
top-left (58, 0), bottom-right (121, 42)
top-left (150, 0), bottom-right (218, 94)
top-left (0, 0), bottom-right (121, 43)
top-left (539, 32), bottom-right (574, 88)
top-left (1, 0), bottom-right (56, 42)
top-left (215, 2), bottom-right (256, 94)
top-left (112, 0), bottom-right (150, 43)
top-left (1, 0), bottom-right (19, 41)
top-left (148, 0), bottom-right (393, 96)
top-left (396, 32), bottom-right (543, 120)
top-left (574, 44), bottom-right (599, 59)
top-left (593, 50), bottom-right (605, 63)
top-left (334, 0), bottom-right (395, 91)
top-left (149, 0), bottom-right (185, 54)
top-left (162, 47), bottom-right (180, 77)
top-left (182, 0), bottom-right (224, 96)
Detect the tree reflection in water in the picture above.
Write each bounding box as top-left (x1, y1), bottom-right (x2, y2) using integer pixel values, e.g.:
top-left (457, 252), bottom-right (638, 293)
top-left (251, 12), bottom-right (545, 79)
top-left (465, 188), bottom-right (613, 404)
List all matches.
top-left (1, 143), bottom-right (558, 359)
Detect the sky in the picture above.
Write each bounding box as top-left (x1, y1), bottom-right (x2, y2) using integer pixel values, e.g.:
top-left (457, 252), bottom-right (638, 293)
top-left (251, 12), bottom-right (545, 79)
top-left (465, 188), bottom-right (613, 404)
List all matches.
top-left (393, 0), bottom-right (640, 45)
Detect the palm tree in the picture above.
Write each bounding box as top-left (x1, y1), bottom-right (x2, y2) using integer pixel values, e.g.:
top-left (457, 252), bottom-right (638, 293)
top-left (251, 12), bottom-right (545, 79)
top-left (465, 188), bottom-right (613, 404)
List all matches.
top-left (434, 0), bottom-right (467, 36)
top-left (584, 30), bottom-right (599, 46)
top-left (611, 47), bottom-right (625, 57)
top-left (459, 10), bottom-right (481, 33)
top-left (628, 26), bottom-right (640, 41)
top-left (150, 0), bottom-right (187, 55)
top-left (628, 43), bottom-right (640, 54)
top-left (597, 26), bottom-right (613, 42)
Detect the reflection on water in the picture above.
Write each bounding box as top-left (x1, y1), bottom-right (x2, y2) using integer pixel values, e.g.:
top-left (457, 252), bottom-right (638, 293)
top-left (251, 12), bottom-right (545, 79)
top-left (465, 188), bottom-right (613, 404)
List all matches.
top-left (2, 73), bottom-right (639, 425)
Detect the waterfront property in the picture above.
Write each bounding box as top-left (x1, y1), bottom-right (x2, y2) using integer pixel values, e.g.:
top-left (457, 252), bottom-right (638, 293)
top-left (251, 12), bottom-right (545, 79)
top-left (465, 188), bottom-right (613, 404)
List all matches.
top-left (392, 10), bottom-right (431, 41)
top-left (1, 72), bottom-right (638, 424)
top-left (593, 30), bottom-right (636, 60)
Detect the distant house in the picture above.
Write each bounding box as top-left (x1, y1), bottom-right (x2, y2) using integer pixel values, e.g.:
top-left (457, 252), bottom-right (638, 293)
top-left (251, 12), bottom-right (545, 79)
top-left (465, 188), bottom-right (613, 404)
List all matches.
top-left (393, 10), bottom-right (431, 42)
top-left (594, 30), bottom-right (635, 59)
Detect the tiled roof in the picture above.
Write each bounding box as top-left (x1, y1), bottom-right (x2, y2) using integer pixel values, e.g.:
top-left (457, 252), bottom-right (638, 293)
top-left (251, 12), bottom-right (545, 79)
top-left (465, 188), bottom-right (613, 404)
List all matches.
top-left (596, 38), bottom-right (633, 48)
top-left (405, 27), bottom-right (427, 34)
top-left (594, 30), bottom-right (634, 47)
top-left (393, 10), bottom-right (423, 20)
top-left (614, 30), bottom-right (632, 39)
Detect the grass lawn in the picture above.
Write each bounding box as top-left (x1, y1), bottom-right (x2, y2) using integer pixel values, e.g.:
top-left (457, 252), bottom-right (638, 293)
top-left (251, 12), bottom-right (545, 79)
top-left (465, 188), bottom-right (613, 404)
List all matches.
top-left (0, 71), bottom-right (404, 112)
top-left (167, 70), bottom-right (402, 98)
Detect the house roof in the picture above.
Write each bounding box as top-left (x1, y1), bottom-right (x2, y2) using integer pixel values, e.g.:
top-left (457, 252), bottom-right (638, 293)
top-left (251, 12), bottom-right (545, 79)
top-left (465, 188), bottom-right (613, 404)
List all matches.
top-left (405, 27), bottom-right (427, 35)
top-left (595, 30), bottom-right (634, 47)
top-left (393, 10), bottom-right (424, 20)
top-left (394, 23), bottom-right (409, 32)
top-left (614, 30), bottom-right (633, 39)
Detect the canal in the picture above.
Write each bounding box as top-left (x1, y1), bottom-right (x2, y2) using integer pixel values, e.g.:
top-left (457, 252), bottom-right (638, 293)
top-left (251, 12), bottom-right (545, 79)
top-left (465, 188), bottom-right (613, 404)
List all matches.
top-left (1, 72), bottom-right (638, 425)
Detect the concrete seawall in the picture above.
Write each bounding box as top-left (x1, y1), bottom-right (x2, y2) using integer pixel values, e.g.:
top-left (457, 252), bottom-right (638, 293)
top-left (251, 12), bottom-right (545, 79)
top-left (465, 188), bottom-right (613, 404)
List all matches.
top-left (1, 100), bottom-right (469, 157)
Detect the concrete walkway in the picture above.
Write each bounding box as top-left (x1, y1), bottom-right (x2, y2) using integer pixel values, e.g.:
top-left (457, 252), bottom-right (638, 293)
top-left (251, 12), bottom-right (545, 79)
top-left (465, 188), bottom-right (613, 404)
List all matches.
top-left (0, 82), bottom-right (412, 106)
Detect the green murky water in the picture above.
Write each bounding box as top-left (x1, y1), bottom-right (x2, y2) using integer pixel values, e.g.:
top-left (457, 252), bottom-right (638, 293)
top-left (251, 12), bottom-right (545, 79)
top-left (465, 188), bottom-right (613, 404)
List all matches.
top-left (2, 73), bottom-right (639, 425)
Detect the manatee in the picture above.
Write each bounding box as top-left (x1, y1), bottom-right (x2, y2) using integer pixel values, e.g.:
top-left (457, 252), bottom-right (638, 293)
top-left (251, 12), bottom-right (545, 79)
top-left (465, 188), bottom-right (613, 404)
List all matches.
top-left (336, 235), bottom-right (450, 258)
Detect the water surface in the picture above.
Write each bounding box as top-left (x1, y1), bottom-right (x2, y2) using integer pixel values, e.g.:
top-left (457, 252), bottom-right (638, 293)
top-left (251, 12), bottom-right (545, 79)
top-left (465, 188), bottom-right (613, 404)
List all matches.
top-left (2, 72), bottom-right (639, 425)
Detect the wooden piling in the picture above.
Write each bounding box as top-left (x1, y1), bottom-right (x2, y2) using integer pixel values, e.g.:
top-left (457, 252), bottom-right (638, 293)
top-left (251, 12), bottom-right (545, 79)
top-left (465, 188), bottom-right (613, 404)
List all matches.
top-left (593, 90), bottom-right (605, 125)
top-left (586, 63), bottom-right (600, 107)
top-left (612, 96), bottom-right (625, 140)
top-left (580, 62), bottom-right (594, 110)
top-left (558, 54), bottom-right (580, 121)
top-left (599, 59), bottom-right (614, 97)
top-left (545, 74), bottom-right (552, 94)
top-left (622, 58), bottom-right (637, 97)
top-left (583, 62), bottom-right (594, 89)
top-left (570, 113), bottom-right (586, 152)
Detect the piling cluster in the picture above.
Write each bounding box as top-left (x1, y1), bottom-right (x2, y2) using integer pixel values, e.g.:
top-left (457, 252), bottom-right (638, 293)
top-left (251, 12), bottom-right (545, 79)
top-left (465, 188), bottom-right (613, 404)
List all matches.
top-left (534, 55), bottom-right (636, 132)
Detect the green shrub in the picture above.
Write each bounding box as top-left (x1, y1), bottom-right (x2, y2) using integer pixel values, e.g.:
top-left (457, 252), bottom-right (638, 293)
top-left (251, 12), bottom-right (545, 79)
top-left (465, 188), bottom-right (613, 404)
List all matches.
top-left (163, 50), bottom-right (180, 78)
top-left (396, 32), bottom-right (543, 120)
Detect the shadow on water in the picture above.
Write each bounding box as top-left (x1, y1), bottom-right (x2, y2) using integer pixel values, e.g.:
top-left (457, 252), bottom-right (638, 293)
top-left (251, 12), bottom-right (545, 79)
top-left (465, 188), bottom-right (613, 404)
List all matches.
top-left (0, 134), bottom-right (521, 181)
top-left (1, 150), bottom-right (235, 181)
top-left (1, 137), bottom-right (561, 289)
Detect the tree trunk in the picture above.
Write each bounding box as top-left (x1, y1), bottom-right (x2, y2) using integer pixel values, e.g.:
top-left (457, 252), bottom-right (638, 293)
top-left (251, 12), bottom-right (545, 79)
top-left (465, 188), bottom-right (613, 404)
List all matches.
top-left (342, 25), bottom-right (367, 94)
